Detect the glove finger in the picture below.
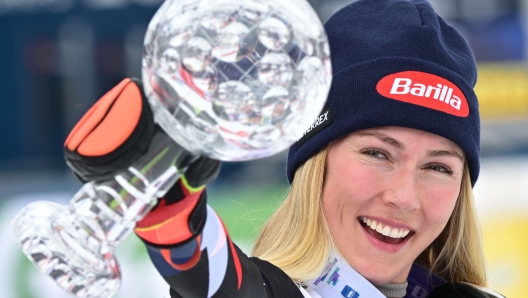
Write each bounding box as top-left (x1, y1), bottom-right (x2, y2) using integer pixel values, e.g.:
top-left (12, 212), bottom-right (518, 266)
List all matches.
top-left (184, 156), bottom-right (221, 189)
top-left (162, 156), bottom-right (220, 205)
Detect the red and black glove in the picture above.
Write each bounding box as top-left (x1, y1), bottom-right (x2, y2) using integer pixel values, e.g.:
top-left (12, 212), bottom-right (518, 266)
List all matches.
top-left (135, 156), bottom-right (221, 247)
top-left (63, 77), bottom-right (222, 246)
top-left (64, 78), bottom-right (156, 183)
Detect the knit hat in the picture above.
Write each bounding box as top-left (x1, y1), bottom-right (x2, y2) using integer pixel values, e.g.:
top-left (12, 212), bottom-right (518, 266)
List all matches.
top-left (287, 0), bottom-right (481, 186)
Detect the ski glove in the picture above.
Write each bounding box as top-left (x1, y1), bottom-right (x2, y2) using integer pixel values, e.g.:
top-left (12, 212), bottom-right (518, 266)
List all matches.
top-left (135, 156), bottom-right (221, 247)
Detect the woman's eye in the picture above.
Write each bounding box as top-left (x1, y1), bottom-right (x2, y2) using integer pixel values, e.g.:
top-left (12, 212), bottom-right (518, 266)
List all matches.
top-left (427, 164), bottom-right (453, 175)
top-left (361, 149), bottom-right (388, 160)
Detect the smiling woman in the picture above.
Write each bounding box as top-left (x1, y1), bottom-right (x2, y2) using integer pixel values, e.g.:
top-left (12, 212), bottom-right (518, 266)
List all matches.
top-left (252, 0), bottom-right (501, 297)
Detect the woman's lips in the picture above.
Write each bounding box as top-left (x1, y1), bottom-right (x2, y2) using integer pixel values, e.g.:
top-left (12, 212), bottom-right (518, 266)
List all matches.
top-left (358, 217), bottom-right (415, 252)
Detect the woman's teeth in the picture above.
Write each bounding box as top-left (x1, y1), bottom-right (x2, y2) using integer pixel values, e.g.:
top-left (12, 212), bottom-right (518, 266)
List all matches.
top-left (361, 217), bottom-right (410, 239)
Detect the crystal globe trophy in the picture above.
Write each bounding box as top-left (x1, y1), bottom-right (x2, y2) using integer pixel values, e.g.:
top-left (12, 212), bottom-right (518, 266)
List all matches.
top-left (11, 0), bottom-right (332, 297)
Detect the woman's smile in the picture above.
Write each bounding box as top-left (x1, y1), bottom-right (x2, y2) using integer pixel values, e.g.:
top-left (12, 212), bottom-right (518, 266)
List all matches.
top-left (358, 216), bottom-right (415, 252)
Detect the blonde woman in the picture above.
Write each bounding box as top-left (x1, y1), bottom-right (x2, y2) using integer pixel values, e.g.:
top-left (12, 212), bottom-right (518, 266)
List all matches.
top-left (128, 0), bottom-right (505, 297)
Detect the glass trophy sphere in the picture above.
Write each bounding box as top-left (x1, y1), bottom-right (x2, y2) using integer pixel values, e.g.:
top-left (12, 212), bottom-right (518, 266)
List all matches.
top-left (142, 0), bottom-right (331, 161)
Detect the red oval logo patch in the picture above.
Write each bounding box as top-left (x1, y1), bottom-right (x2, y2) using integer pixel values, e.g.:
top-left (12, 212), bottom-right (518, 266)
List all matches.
top-left (376, 71), bottom-right (469, 117)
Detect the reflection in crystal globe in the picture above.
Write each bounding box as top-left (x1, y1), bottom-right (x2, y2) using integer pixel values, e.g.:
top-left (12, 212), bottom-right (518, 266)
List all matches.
top-left (258, 16), bottom-right (292, 51)
top-left (240, 2), bottom-right (268, 23)
top-left (296, 36), bottom-right (315, 56)
top-left (257, 52), bottom-right (293, 87)
top-left (298, 56), bottom-right (323, 78)
top-left (248, 125), bottom-right (281, 148)
top-left (187, 113), bottom-right (219, 144)
top-left (200, 11), bottom-right (235, 31)
top-left (153, 74), bottom-right (182, 110)
top-left (161, 48), bottom-right (181, 74)
top-left (192, 66), bottom-right (218, 97)
top-left (260, 87), bottom-right (290, 124)
top-left (165, 12), bottom-right (195, 47)
top-left (213, 81), bottom-right (257, 124)
top-left (296, 56), bottom-right (325, 103)
top-left (212, 22), bottom-right (258, 63)
top-left (168, 31), bottom-right (192, 48)
top-left (143, 0), bottom-right (332, 160)
top-left (182, 37), bottom-right (212, 73)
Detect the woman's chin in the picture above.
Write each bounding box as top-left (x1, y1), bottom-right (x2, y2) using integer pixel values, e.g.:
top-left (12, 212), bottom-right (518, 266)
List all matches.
top-left (362, 273), bottom-right (396, 286)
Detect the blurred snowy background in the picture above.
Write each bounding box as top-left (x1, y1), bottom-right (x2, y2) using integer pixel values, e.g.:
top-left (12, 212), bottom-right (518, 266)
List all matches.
top-left (0, 0), bottom-right (527, 297)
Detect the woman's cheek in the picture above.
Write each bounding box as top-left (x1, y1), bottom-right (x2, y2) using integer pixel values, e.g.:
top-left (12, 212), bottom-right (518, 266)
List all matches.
top-left (422, 187), bottom-right (459, 227)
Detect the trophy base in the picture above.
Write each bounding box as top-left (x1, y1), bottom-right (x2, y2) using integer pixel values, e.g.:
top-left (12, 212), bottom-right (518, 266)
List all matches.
top-left (12, 201), bottom-right (121, 298)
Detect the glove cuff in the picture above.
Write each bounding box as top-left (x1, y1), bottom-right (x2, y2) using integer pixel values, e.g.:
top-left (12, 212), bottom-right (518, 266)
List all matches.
top-left (135, 186), bottom-right (208, 246)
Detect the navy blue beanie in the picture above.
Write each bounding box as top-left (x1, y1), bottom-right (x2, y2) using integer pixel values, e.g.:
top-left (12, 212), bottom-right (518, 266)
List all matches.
top-left (287, 0), bottom-right (480, 186)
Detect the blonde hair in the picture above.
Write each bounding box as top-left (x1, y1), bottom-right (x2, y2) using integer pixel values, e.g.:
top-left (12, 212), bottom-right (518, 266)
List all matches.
top-left (252, 147), bottom-right (332, 282)
top-left (252, 146), bottom-right (488, 286)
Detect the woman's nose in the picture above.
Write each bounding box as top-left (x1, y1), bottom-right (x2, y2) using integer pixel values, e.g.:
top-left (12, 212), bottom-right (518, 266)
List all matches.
top-left (381, 168), bottom-right (421, 212)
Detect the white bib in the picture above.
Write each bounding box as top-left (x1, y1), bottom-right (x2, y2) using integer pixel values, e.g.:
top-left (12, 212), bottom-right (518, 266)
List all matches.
top-left (303, 252), bottom-right (385, 298)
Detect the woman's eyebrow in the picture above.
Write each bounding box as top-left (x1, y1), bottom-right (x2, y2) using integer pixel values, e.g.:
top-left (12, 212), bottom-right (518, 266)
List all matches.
top-left (355, 131), bottom-right (404, 149)
top-left (429, 150), bottom-right (465, 162)
top-left (354, 132), bottom-right (464, 162)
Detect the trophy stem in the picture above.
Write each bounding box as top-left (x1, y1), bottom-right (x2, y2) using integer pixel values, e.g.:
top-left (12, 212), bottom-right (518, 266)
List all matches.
top-left (70, 131), bottom-right (196, 248)
top-left (12, 131), bottom-right (196, 297)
